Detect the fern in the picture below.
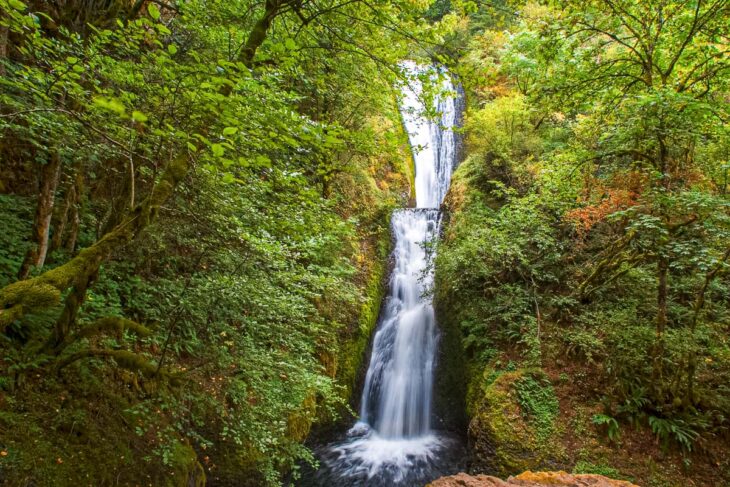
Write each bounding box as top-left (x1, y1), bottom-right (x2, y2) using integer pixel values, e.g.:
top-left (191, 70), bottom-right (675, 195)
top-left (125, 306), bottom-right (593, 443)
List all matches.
top-left (592, 413), bottom-right (621, 442)
top-left (648, 415), bottom-right (706, 453)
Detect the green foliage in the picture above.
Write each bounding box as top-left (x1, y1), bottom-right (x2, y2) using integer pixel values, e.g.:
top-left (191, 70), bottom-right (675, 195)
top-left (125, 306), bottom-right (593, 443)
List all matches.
top-left (514, 372), bottom-right (558, 442)
top-left (465, 94), bottom-right (541, 160)
top-left (562, 327), bottom-right (605, 365)
top-left (437, 0), bottom-right (730, 478)
top-left (572, 460), bottom-right (622, 478)
top-left (648, 415), bottom-right (708, 454)
top-left (436, 153), bottom-right (568, 366)
top-left (0, 0), bottom-right (447, 484)
top-left (0, 195), bottom-right (33, 286)
top-left (592, 414), bottom-right (621, 442)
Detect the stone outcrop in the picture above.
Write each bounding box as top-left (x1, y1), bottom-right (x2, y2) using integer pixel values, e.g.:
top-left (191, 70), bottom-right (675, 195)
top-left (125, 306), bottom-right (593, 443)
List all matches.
top-left (427, 471), bottom-right (638, 487)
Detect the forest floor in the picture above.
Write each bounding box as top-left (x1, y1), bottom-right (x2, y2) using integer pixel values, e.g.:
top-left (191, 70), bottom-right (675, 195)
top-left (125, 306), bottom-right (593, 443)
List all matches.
top-left (544, 359), bottom-right (730, 487)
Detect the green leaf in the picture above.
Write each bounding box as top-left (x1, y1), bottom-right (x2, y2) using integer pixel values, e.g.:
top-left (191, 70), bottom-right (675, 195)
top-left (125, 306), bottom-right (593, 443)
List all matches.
top-left (147, 3), bottom-right (161, 20)
top-left (93, 97), bottom-right (126, 115)
top-left (155, 24), bottom-right (171, 35)
top-left (167, 44), bottom-right (177, 55)
top-left (211, 144), bottom-right (225, 157)
top-left (221, 173), bottom-right (235, 184)
top-left (66, 56), bottom-right (79, 64)
top-left (132, 111), bottom-right (148, 123)
top-left (223, 127), bottom-right (237, 136)
top-left (7, 0), bottom-right (26, 10)
top-left (255, 155), bottom-right (271, 167)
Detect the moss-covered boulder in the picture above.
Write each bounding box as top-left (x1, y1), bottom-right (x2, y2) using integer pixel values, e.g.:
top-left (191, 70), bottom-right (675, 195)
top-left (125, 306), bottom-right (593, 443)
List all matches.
top-left (468, 368), bottom-right (564, 476)
top-left (157, 441), bottom-right (206, 487)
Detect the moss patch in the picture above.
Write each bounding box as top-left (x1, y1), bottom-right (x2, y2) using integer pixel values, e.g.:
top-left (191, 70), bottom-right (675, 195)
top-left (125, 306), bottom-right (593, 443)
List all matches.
top-left (468, 368), bottom-right (563, 477)
top-left (157, 441), bottom-right (205, 487)
top-left (334, 218), bottom-right (391, 405)
top-left (287, 393), bottom-right (318, 443)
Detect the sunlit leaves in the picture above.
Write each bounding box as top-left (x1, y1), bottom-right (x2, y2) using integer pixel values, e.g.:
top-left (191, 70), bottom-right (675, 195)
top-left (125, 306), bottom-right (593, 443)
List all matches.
top-left (0, 0), bottom-right (446, 483)
top-left (147, 3), bottom-right (161, 21)
top-left (93, 97), bottom-right (126, 114)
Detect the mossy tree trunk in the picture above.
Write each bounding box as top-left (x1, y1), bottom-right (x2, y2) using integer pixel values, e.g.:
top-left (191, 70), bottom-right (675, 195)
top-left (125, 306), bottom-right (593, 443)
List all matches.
top-left (18, 153), bottom-right (62, 280)
top-left (685, 246), bottom-right (730, 406)
top-left (50, 169), bottom-right (83, 254)
top-left (0, 24), bottom-right (8, 76)
top-left (46, 269), bottom-right (98, 353)
top-left (238, 0), bottom-right (288, 67)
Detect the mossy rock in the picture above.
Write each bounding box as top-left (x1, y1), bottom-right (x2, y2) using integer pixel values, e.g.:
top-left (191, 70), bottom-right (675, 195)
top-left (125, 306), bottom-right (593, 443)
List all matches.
top-left (468, 368), bottom-right (561, 477)
top-left (432, 301), bottom-right (469, 432)
top-left (333, 217), bottom-right (391, 406)
top-left (287, 393), bottom-right (317, 442)
top-left (155, 441), bottom-right (205, 487)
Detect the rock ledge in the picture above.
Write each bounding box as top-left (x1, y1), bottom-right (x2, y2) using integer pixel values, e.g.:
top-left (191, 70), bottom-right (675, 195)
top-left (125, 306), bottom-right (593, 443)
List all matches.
top-left (427, 471), bottom-right (638, 487)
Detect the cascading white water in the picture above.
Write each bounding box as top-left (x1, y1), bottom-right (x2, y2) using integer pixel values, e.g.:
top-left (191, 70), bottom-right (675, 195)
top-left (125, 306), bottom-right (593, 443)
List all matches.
top-left (359, 208), bottom-right (440, 439)
top-left (316, 63), bottom-right (459, 486)
top-left (400, 61), bottom-right (458, 209)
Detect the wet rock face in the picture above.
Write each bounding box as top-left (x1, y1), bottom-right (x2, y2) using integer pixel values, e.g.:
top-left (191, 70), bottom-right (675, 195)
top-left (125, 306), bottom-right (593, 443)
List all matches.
top-left (427, 471), bottom-right (639, 487)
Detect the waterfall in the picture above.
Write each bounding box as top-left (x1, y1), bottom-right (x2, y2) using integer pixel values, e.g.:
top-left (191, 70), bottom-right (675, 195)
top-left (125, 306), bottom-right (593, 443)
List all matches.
top-left (400, 61), bottom-right (458, 208)
top-left (314, 63), bottom-right (461, 486)
top-left (359, 208), bottom-right (440, 439)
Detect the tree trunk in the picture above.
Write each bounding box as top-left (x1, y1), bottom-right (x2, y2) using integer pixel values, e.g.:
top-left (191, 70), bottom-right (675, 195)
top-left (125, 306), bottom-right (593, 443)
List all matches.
top-left (50, 169), bottom-right (83, 254)
top-left (685, 247), bottom-right (730, 406)
top-left (239, 0), bottom-right (287, 67)
top-left (0, 24), bottom-right (8, 76)
top-left (47, 269), bottom-right (98, 353)
top-left (50, 175), bottom-right (75, 254)
top-left (18, 154), bottom-right (62, 280)
top-left (652, 256), bottom-right (669, 391)
top-left (65, 190), bottom-right (81, 253)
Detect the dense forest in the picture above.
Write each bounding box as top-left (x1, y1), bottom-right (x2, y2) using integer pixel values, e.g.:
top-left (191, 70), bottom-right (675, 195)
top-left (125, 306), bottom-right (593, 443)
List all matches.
top-left (0, 0), bottom-right (728, 486)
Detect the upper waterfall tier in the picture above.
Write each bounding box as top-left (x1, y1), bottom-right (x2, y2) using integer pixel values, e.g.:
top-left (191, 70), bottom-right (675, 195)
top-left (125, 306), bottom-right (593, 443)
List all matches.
top-left (400, 62), bottom-right (458, 209)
